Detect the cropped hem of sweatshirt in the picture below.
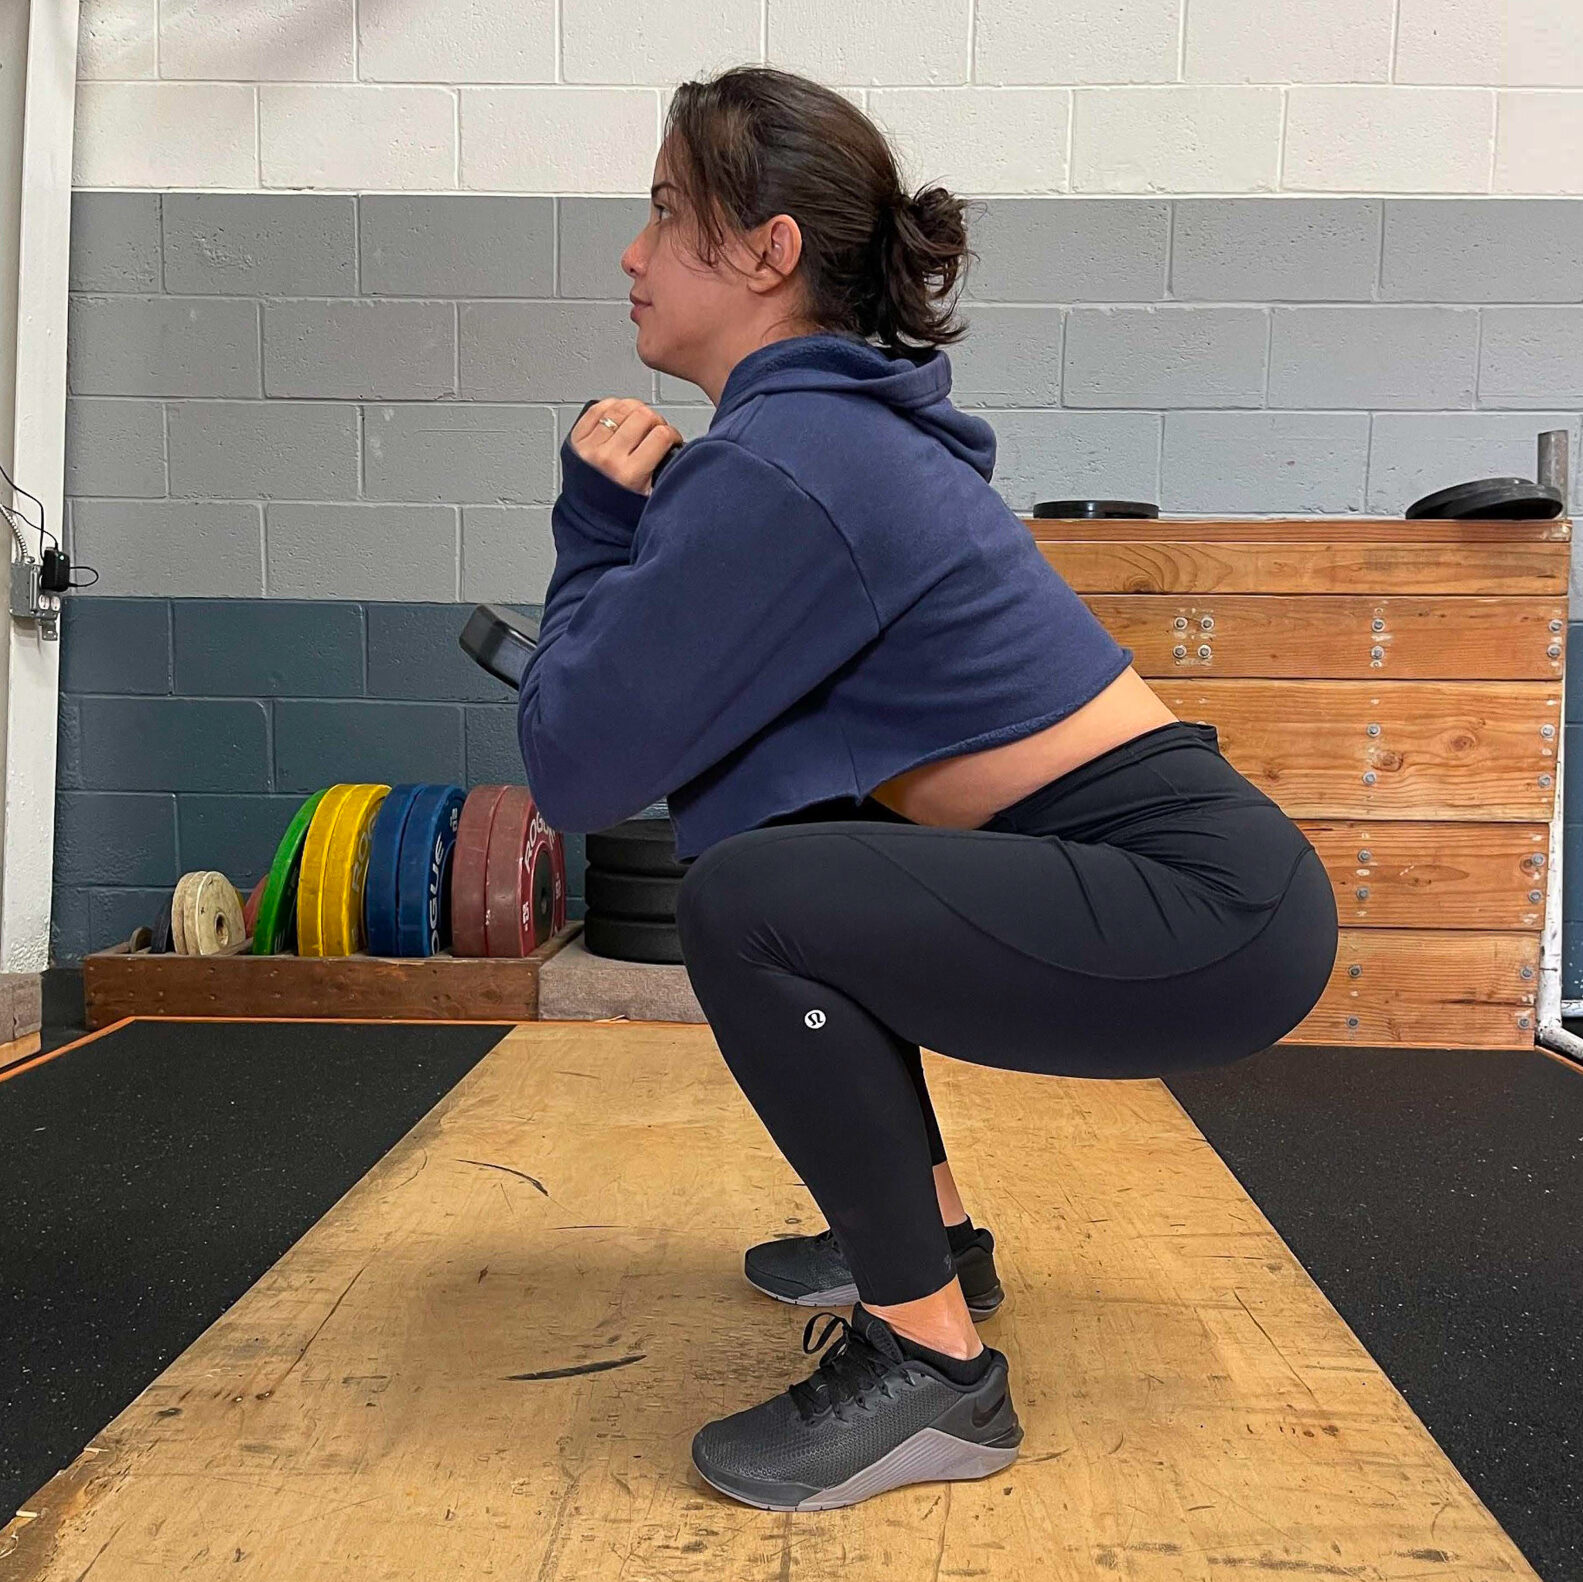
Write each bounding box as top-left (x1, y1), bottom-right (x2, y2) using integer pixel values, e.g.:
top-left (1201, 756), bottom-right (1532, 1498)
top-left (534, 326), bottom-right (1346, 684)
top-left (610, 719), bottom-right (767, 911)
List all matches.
top-left (518, 330), bottom-right (1135, 863)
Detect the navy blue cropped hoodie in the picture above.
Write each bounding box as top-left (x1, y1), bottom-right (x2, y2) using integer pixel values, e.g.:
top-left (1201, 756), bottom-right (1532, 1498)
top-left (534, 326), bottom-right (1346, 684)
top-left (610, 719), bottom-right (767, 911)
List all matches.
top-left (518, 331), bottom-right (1134, 862)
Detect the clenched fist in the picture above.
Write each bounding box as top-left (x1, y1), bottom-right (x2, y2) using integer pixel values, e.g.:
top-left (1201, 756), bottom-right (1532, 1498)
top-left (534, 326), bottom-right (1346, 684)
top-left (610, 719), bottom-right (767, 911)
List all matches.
top-left (571, 399), bottom-right (685, 496)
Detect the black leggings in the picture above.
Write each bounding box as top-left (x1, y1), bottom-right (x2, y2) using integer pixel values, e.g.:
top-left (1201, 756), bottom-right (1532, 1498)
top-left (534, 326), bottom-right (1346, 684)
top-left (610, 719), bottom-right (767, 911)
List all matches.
top-left (674, 720), bottom-right (1340, 1307)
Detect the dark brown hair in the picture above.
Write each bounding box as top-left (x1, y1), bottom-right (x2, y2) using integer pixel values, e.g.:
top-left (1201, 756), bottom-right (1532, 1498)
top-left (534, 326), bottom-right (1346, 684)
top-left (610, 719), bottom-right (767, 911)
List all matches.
top-left (661, 66), bottom-right (981, 354)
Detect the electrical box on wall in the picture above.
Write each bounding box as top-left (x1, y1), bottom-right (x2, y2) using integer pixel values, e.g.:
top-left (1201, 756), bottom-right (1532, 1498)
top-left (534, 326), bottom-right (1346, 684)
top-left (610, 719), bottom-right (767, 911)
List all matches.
top-left (8, 556), bottom-right (60, 639)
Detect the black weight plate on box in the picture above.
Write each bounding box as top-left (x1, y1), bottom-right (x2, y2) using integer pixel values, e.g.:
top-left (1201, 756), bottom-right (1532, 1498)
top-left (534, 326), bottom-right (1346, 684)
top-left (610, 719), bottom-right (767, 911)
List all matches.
top-left (585, 865), bottom-right (680, 921)
top-left (1405, 477), bottom-right (1564, 521)
top-left (587, 817), bottom-right (686, 877)
top-left (150, 896), bottom-right (175, 954)
top-left (1032, 499), bottom-right (1160, 519)
top-left (581, 911), bottom-right (685, 964)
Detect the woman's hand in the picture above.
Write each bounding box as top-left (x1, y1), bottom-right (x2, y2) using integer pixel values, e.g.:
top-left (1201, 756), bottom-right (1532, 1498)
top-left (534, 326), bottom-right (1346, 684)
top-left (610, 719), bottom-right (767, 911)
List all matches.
top-left (571, 398), bottom-right (685, 496)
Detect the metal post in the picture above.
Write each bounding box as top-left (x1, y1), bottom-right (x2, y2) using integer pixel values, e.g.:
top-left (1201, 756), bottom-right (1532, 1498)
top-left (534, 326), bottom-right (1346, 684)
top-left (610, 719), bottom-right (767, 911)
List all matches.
top-left (1538, 428), bottom-right (1570, 501)
top-left (1537, 429), bottom-right (1583, 1062)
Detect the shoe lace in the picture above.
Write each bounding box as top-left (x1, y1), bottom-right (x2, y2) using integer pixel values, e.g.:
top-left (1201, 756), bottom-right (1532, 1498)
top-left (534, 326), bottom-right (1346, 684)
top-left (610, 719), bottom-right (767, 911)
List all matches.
top-left (786, 1312), bottom-right (910, 1424)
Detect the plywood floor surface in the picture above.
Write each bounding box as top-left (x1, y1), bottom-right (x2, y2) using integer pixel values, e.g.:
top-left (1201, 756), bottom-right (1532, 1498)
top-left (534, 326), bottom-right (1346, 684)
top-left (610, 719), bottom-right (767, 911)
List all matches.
top-left (1, 1022), bottom-right (1539, 1580)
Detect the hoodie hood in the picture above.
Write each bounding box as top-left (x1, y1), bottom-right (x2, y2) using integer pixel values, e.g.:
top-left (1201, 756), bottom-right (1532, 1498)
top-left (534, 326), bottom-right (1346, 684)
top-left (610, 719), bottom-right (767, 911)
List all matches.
top-left (710, 331), bottom-right (997, 481)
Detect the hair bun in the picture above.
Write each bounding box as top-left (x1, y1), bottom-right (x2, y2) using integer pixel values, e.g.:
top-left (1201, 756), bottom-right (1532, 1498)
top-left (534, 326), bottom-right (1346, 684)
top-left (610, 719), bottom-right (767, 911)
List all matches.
top-left (911, 186), bottom-right (952, 223)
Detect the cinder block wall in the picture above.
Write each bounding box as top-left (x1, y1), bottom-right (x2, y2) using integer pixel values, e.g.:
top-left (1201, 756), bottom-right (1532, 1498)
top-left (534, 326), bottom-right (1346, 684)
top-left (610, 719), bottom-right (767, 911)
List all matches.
top-left (52, 598), bottom-right (570, 959)
top-left (51, 0), bottom-right (1583, 970)
top-left (72, 1), bottom-right (1583, 197)
top-left (54, 192), bottom-right (1583, 967)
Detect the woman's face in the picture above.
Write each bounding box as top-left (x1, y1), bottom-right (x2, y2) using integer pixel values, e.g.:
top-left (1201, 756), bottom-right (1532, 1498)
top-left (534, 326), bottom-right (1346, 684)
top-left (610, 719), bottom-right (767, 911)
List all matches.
top-left (621, 141), bottom-right (810, 400)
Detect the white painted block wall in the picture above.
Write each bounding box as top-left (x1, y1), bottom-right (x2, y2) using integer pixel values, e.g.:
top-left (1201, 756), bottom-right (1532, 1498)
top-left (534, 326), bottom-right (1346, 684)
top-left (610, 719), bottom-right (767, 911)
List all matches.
top-left (71, 0), bottom-right (1583, 195)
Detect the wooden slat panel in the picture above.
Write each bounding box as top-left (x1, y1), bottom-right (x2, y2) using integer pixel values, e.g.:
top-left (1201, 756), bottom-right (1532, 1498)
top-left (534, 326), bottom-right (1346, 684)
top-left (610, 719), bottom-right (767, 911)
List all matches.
top-left (1151, 679), bottom-right (1559, 819)
top-left (1041, 540), bottom-right (1567, 595)
top-left (1297, 820), bottom-right (1550, 929)
top-left (1089, 595), bottom-right (1566, 679)
top-left (1289, 928), bottom-right (1538, 1049)
top-left (80, 937), bottom-right (575, 1030)
top-left (1022, 516), bottom-right (1571, 542)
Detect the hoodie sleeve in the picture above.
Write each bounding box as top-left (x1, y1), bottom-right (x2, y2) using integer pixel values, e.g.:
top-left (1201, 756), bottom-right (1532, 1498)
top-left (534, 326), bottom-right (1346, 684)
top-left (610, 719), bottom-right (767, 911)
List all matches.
top-left (518, 436), bottom-right (881, 835)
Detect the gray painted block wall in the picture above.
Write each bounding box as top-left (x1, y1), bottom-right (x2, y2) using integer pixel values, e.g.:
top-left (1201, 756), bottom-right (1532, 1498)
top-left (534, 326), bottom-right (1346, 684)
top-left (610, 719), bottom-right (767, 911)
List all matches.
top-left (52, 597), bottom-right (583, 963)
top-left (52, 193), bottom-right (1583, 974)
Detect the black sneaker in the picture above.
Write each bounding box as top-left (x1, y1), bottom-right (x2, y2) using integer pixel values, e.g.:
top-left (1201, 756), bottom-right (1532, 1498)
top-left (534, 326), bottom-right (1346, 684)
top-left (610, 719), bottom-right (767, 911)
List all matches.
top-left (744, 1223), bottom-right (1005, 1317)
top-left (692, 1305), bottom-right (1023, 1511)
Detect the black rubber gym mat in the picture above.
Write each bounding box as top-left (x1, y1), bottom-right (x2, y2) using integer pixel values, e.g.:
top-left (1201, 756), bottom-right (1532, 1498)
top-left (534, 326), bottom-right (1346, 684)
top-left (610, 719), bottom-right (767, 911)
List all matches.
top-left (0, 1018), bottom-right (510, 1522)
top-left (1167, 1045), bottom-right (1583, 1582)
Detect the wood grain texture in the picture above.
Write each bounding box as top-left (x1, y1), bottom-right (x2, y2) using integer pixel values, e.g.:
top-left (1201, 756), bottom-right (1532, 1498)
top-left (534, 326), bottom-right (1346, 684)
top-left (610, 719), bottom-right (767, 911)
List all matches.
top-left (1152, 680), bottom-right (1559, 820)
top-left (1297, 821), bottom-right (1550, 931)
top-left (0, 1023), bottom-right (1540, 1581)
top-left (1042, 541), bottom-right (1567, 596)
top-left (81, 935), bottom-right (575, 1031)
top-left (0, 1030), bottom-right (41, 1068)
top-left (1293, 928), bottom-right (1538, 1049)
top-left (1090, 596), bottom-right (1566, 680)
top-left (1021, 518), bottom-right (1571, 543)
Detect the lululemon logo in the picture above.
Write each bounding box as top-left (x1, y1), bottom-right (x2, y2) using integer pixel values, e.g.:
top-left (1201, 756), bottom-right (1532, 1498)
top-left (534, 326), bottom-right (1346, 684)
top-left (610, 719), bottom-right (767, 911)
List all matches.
top-left (804, 1009), bottom-right (826, 1029)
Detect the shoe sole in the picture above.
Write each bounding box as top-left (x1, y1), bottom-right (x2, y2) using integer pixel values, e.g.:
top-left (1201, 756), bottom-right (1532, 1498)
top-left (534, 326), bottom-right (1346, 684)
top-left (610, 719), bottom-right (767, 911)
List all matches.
top-left (744, 1272), bottom-right (1005, 1319)
top-left (694, 1424), bottom-right (1023, 1512)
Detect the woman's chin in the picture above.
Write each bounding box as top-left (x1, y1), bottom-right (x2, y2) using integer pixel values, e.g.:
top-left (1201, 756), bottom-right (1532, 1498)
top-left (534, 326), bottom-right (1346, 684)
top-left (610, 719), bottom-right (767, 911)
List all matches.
top-left (632, 321), bottom-right (662, 369)
top-left (633, 335), bottom-right (682, 383)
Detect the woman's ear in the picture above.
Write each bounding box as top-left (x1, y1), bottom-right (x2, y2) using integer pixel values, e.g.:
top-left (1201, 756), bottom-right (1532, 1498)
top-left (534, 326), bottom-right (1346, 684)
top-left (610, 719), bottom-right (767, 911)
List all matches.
top-left (749, 213), bottom-right (803, 293)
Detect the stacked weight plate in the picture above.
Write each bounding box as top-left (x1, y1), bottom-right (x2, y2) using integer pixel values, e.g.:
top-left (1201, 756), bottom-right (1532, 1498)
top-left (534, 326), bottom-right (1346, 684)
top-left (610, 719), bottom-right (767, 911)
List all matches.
top-left (583, 802), bottom-right (686, 964)
top-left (252, 789), bottom-right (328, 954)
top-left (363, 783), bottom-right (468, 957)
top-left (297, 783), bottom-right (391, 958)
top-left (450, 784), bottom-right (566, 957)
top-left (166, 871), bottom-right (248, 955)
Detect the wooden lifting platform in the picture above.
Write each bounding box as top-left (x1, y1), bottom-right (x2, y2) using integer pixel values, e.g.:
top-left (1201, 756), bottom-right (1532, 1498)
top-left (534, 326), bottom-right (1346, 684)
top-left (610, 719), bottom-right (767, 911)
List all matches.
top-left (1, 1022), bottom-right (1541, 1579)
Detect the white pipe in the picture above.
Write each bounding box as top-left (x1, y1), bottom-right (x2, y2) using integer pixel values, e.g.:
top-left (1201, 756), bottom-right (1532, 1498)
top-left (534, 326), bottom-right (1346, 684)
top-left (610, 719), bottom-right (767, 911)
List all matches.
top-left (1, 0), bottom-right (76, 972)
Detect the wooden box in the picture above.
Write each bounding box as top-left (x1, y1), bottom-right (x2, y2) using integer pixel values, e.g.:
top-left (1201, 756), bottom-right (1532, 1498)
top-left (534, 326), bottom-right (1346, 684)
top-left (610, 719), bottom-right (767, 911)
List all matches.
top-left (81, 925), bottom-right (580, 1030)
top-left (1028, 513), bottom-right (1570, 1050)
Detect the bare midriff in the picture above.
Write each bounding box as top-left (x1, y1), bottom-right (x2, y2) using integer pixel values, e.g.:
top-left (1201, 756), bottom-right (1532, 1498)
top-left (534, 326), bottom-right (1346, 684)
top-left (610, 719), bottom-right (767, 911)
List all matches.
top-left (867, 667), bottom-right (1179, 830)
